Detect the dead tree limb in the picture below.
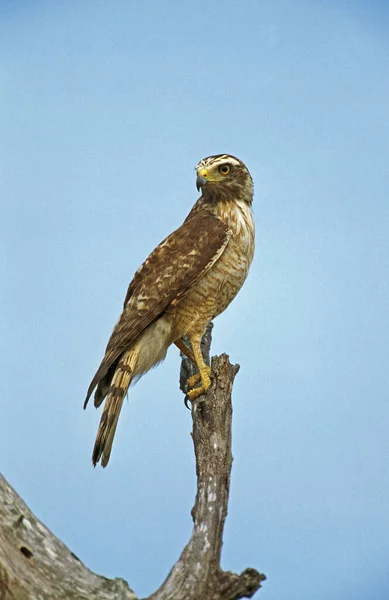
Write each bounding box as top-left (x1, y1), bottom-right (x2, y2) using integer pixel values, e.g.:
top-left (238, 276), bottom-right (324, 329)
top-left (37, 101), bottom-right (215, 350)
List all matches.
top-left (0, 324), bottom-right (265, 599)
top-left (148, 324), bottom-right (265, 599)
top-left (0, 473), bottom-right (136, 600)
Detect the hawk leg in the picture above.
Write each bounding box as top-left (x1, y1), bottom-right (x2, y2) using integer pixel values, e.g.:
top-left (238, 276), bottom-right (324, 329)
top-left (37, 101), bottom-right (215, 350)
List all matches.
top-left (175, 336), bottom-right (211, 401)
top-left (186, 334), bottom-right (212, 400)
top-left (174, 338), bottom-right (196, 364)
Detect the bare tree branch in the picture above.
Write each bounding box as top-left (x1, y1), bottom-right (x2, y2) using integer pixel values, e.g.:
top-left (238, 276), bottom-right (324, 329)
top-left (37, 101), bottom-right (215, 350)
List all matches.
top-left (148, 325), bottom-right (265, 599)
top-left (0, 474), bottom-right (136, 600)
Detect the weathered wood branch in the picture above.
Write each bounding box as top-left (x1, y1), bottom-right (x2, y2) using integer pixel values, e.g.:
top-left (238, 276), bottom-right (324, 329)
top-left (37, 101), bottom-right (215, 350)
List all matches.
top-left (0, 324), bottom-right (264, 599)
top-left (149, 324), bottom-right (265, 599)
top-left (0, 473), bottom-right (137, 600)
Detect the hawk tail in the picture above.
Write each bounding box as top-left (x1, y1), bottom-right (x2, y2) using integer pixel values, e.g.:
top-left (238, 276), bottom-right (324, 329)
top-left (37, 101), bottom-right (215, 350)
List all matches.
top-left (92, 343), bottom-right (141, 467)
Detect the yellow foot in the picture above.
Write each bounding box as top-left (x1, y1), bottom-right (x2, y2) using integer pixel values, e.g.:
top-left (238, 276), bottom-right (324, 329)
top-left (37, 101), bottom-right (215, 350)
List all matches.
top-left (187, 372), bottom-right (200, 388)
top-left (187, 385), bottom-right (207, 401)
top-left (187, 366), bottom-right (211, 390)
top-left (186, 366), bottom-right (211, 401)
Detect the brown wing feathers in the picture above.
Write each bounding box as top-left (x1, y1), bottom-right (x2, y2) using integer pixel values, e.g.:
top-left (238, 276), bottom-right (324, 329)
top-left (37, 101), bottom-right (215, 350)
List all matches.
top-left (84, 213), bottom-right (230, 410)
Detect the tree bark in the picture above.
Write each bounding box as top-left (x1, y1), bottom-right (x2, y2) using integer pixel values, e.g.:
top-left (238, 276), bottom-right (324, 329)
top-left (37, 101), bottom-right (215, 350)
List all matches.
top-left (149, 324), bottom-right (265, 599)
top-left (0, 473), bottom-right (137, 600)
top-left (0, 325), bottom-right (265, 599)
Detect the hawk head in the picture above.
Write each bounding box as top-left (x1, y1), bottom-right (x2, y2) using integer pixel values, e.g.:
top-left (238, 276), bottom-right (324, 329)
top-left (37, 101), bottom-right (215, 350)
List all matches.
top-left (196, 154), bottom-right (253, 203)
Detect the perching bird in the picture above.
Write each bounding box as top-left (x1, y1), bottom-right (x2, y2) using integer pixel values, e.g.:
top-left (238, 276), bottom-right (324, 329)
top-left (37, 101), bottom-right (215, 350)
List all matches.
top-left (84, 154), bottom-right (255, 467)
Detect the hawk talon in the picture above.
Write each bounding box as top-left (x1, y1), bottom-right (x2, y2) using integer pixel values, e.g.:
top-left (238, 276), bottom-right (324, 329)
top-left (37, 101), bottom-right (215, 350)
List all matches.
top-left (187, 366), bottom-right (211, 390)
top-left (187, 386), bottom-right (205, 401)
top-left (184, 390), bottom-right (208, 410)
top-left (186, 379), bottom-right (211, 401)
top-left (184, 366), bottom-right (211, 409)
top-left (187, 371), bottom-right (201, 388)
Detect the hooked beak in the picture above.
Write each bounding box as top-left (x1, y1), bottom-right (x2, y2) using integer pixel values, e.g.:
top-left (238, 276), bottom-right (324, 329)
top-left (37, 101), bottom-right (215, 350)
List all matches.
top-left (196, 168), bottom-right (208, 191)
top-left (196, 174), bottom-right (208, 191)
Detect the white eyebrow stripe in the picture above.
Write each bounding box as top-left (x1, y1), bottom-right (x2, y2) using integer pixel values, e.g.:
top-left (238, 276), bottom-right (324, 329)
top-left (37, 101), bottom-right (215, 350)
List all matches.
top-left (215, 156), bottom-right (241, 167)
top-left (196, 155), bottom-right (242, 169)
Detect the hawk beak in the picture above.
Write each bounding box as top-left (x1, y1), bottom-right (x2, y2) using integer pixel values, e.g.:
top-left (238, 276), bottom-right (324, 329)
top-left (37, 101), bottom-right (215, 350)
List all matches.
top-left (196, 169), bottom-right (208, 191)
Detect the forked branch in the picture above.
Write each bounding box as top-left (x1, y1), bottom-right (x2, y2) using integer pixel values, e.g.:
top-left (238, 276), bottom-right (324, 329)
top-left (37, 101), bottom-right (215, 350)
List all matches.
top-left (0, 326), bottom-right (264, 599)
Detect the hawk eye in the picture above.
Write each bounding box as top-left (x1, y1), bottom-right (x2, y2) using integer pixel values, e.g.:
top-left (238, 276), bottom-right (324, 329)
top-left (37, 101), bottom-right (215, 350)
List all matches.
top-left (219, 164), bottom-right (231, 175)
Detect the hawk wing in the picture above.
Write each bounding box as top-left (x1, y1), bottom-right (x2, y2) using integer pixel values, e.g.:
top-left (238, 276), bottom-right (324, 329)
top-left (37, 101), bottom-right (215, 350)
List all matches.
top-left (84, 212), bottom-right (231, 406)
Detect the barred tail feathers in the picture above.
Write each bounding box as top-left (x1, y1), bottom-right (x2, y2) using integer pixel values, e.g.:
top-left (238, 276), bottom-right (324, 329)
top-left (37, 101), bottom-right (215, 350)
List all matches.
top-left (91, 316), bottom-right (173, 467)
top-left (92, 344), bottom-right (141, 467)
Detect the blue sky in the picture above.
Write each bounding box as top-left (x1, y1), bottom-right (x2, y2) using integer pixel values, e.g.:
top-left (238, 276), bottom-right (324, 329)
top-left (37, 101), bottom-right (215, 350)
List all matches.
top-left (2, 1), bottom-right (389, 599)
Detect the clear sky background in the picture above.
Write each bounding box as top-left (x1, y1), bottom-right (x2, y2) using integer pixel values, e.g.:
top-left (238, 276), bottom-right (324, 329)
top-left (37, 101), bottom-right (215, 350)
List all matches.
top-left (2, 1), bottom-right (389, 599)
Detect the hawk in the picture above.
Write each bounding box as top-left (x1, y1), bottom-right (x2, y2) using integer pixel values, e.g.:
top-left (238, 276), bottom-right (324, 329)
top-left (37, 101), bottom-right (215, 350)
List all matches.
top-left (85, 154), bottom-right (255, 466)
